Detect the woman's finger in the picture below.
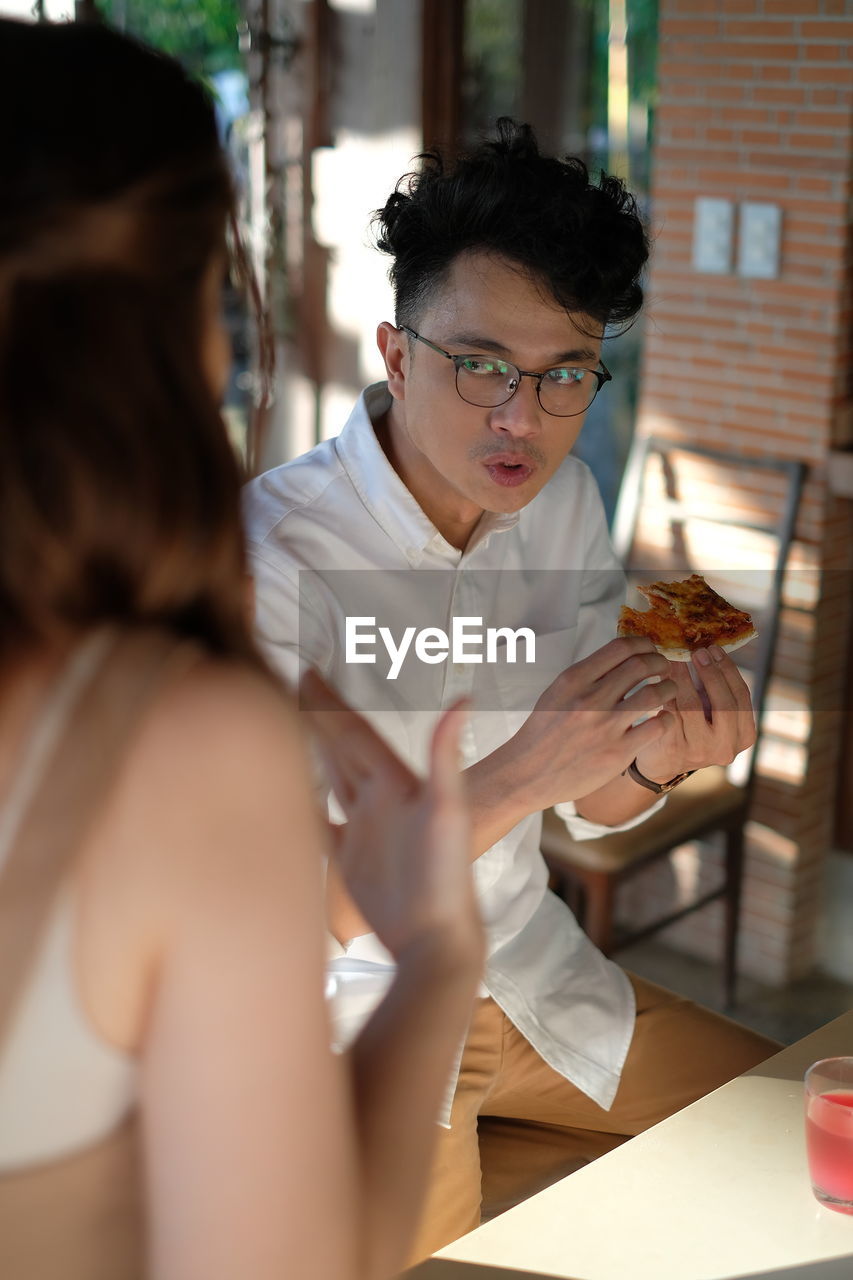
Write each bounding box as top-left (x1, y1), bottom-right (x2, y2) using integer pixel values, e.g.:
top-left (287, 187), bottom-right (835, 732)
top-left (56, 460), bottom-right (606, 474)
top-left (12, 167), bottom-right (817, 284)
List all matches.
top-left (427, 700), bottom-right (469, 805)
top-left (304, 706), bottom-right (372, 801)
top-left (301, 667), bottom-right (414, 794)
top-left (317, 748), bottom-right (357, 814)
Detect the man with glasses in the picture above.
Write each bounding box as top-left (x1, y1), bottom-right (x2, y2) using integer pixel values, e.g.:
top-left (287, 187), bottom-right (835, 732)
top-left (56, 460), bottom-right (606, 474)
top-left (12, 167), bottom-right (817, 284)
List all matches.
top-left (244, 120), bottom-right (775, 1262)
top-left (398, 326), bottom-right (612, 420)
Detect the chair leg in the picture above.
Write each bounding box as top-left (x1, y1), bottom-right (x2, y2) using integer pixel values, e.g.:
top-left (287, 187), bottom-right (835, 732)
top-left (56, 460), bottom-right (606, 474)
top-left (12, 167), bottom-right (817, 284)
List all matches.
top-left (723, 823), bottom-right (745, 1010)
top-left (583, 871), bottom-right (617, 954)
top-left (564, 873), bottom-right (585, 921)
top-left (546, 861), bottom-right (586, 922)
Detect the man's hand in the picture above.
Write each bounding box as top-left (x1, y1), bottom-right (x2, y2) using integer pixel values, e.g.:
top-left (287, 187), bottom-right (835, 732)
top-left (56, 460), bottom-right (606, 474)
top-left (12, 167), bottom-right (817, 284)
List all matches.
top-left (462, 638), bottom-right (677, 852)
top-left (503, 637), bottom-right (678, 811)
top-left (632, 644), bottom-right (756, 783)
top-left (301, 670), bottom-right (483, 965)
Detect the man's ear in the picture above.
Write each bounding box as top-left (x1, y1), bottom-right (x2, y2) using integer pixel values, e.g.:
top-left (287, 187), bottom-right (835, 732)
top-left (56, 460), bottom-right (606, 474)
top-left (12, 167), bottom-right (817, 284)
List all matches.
top-left (377, 322), bottom-right (408, 401)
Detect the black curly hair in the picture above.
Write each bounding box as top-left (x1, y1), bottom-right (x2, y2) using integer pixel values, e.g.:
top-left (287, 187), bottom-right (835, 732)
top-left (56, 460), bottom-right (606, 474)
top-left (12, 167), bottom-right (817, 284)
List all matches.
top-left (373, 118), bottom-right (649, 337)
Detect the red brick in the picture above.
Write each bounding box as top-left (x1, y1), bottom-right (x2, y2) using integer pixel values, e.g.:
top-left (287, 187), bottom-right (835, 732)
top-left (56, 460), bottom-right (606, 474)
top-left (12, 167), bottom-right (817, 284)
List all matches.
top-left (781, 198), bottom-right (848, 218)
top-left (723, 18), bottom-right (797, 38)
top-left (660, 59), bottom-right (740, 82)
top-left (719, 105), bottom-right (776, 123)
top-left (799, 41), bottom-right (853, 62)
top-left (752, 86), bottom-right (808, 105)
top-left (742, 899), bottom-right (798, 928)
top-left (700, 168), bottom-right (793, 190)
top-left (658, 38), bottom-right (706, 63)
top-left (660, 17), bottom-right (722, 36)
top-left (701, 83), bottom-right (750, 103)
top-left (702, 40), bottom-right (801, 61)
top-left (798, 64), bottom-right (853, 84)
top-left (804, 111), bottom-right (853, 135)
top-left (786, 240), bottom-right (847, 264)
top-left (788, 131), bottom-right (847, 152)
top-left (785, 216), bottom-right (846, 242)
top-left (801, 21), bottom-right (853, 40)
top-left (764, 0), bottom-right (817, 10)
top-left (661, 143), bottom-right (744, 165)
top-left (747, 150), bottom-right (843, 171)
top-left (661, 124), bottom-right (701, 142)
top-left (791, 177), bottom-right (836, 195)
top-left (668, 0), bottom-right (723, 9)
top-left (664, 81), bottom-right (706, 101)
top-left (740, 128), bottom-right (785, 145)
top-left (704, 127), bottom-right (739, 144)
top-left (810, 88), bottom-right (850, 104)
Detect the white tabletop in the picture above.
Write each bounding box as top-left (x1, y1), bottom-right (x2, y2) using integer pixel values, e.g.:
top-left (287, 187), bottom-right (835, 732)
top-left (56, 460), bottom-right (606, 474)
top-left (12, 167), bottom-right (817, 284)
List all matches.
top-left (412, 1011), bottom-right (853, 1280)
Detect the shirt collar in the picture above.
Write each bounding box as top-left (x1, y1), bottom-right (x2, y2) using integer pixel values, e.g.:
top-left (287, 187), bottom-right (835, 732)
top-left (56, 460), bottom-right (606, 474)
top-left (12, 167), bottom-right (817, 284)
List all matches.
top-left (335, 382), bottom-right (520, 566)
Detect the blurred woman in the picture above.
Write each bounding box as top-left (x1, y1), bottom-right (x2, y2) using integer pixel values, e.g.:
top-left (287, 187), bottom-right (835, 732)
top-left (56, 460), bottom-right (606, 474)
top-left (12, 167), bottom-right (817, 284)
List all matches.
top-left (0, 18), bottom-right (482, 1280)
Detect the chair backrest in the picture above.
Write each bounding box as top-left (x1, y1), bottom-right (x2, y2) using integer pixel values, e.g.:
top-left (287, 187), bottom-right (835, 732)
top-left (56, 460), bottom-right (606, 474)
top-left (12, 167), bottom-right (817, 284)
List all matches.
top-left (610, 435), bottom-right (806, 788)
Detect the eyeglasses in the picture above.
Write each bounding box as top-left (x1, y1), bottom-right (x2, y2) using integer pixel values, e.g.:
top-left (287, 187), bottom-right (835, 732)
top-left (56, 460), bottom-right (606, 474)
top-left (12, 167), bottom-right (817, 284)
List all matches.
top-left (400, 325), bottom-right (611, 418)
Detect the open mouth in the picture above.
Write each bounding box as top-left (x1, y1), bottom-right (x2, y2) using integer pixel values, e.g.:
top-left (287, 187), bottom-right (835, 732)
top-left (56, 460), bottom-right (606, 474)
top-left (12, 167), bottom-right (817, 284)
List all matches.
top-left (484, 458), bottom-right (535, 488)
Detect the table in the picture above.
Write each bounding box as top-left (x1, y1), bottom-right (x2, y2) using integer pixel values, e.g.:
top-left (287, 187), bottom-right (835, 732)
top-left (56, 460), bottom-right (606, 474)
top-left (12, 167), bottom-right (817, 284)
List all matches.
top-left (406, 1012), bottom-right (853, 1280)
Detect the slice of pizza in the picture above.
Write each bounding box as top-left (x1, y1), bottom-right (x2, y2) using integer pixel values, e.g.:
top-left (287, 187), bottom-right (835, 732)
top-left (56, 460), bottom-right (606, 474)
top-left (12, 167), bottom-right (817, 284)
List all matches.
top-left (617, 573), bottom-right (757, 660)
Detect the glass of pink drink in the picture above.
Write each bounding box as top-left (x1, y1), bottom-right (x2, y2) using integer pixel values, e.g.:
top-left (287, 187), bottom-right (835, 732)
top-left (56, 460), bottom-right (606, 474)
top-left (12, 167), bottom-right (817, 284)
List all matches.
top-left (805, 1057), bottom-right (853, 1214)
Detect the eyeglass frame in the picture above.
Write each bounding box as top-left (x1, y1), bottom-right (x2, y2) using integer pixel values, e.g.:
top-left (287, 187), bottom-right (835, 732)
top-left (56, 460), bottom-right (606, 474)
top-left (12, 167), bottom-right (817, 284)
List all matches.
top-left (399, 324), bottom-right (612, 418)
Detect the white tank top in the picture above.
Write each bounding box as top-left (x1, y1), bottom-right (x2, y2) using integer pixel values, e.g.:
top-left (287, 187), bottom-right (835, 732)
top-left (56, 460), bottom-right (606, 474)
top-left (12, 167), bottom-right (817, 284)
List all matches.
top-left (0, 637), bottom-right (136, 1171)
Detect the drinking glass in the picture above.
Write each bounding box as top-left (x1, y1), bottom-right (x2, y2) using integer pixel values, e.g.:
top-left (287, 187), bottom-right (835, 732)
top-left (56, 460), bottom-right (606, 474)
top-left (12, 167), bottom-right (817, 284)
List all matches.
top-left (804, 1057), bottom-right (853, 1214)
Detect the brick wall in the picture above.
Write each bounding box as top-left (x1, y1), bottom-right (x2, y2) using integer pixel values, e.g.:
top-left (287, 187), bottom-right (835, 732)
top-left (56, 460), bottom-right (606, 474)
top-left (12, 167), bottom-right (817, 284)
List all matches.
top-left (623, 0), bottom-right (853, 984)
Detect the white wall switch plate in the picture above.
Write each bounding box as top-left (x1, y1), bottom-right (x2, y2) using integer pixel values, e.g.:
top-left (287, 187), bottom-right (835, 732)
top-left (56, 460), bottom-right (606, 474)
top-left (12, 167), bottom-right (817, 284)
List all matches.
top-left (737, 202), bottom-right (782, 279)
top-left (692, 197), bottom-right (734, 273)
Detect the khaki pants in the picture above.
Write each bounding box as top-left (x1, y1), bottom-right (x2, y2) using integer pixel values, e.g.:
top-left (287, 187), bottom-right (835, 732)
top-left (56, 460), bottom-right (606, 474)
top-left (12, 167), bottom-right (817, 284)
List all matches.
top-left (408, 972), bottom-right (778, 1265)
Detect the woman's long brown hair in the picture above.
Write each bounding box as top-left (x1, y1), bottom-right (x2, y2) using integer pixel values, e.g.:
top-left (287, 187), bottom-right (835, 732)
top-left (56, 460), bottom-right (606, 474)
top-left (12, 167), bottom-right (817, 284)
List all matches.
top-left (0, 19), bottom-right (261, 669)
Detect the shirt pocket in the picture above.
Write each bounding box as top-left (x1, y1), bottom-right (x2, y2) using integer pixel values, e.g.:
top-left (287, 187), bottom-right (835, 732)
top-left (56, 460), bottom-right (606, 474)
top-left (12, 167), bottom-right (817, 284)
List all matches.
top-left (488, 624), bottom-right (579, 714)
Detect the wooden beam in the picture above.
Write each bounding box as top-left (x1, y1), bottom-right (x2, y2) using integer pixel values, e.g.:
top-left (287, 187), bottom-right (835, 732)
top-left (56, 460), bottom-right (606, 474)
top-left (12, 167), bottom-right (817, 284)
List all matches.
top-left (421, 0), bottom-right (464, 159)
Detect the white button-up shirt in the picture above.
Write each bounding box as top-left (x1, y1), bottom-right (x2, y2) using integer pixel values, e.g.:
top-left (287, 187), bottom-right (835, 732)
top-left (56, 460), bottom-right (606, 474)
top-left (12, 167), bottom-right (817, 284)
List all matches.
top-left (245, 383), bottom-right (662, 1118)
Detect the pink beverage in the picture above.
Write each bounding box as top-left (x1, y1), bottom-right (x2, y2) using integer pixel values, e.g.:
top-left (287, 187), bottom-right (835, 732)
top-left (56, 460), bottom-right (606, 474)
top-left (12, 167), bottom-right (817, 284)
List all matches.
top-left (805, 1089), bottom-right (853, 1213)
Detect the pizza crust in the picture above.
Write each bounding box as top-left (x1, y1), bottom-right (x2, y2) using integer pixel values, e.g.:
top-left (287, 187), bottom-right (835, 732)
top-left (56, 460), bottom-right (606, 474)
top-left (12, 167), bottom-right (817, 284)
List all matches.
top-left (651, 627), bottom-right (758, 663)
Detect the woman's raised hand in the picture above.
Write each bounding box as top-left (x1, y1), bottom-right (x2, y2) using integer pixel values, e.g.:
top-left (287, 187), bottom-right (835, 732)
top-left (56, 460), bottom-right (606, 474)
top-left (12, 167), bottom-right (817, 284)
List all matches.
top-left (300, 670), bottom-right (482, 966)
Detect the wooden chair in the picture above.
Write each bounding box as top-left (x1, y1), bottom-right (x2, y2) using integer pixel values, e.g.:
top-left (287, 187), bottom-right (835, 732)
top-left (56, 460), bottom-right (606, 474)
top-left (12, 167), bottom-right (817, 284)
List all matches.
top-left (542, 437), bottom-right (805, 1006)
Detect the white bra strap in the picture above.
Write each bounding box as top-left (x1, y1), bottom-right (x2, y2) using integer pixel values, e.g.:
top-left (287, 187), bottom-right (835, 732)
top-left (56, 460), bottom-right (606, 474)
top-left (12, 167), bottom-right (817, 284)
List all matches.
top-left (0, 630), bottom-right (115, 875)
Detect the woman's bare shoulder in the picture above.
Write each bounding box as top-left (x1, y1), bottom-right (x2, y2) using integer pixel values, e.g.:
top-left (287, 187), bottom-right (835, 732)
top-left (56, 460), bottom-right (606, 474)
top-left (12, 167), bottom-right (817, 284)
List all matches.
top-left (92, 653), bottom-right (318, 874)
top-left (75, 654), bottom-right (326, 1054)
top-left (138, 656), bottom-right (305, 783)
